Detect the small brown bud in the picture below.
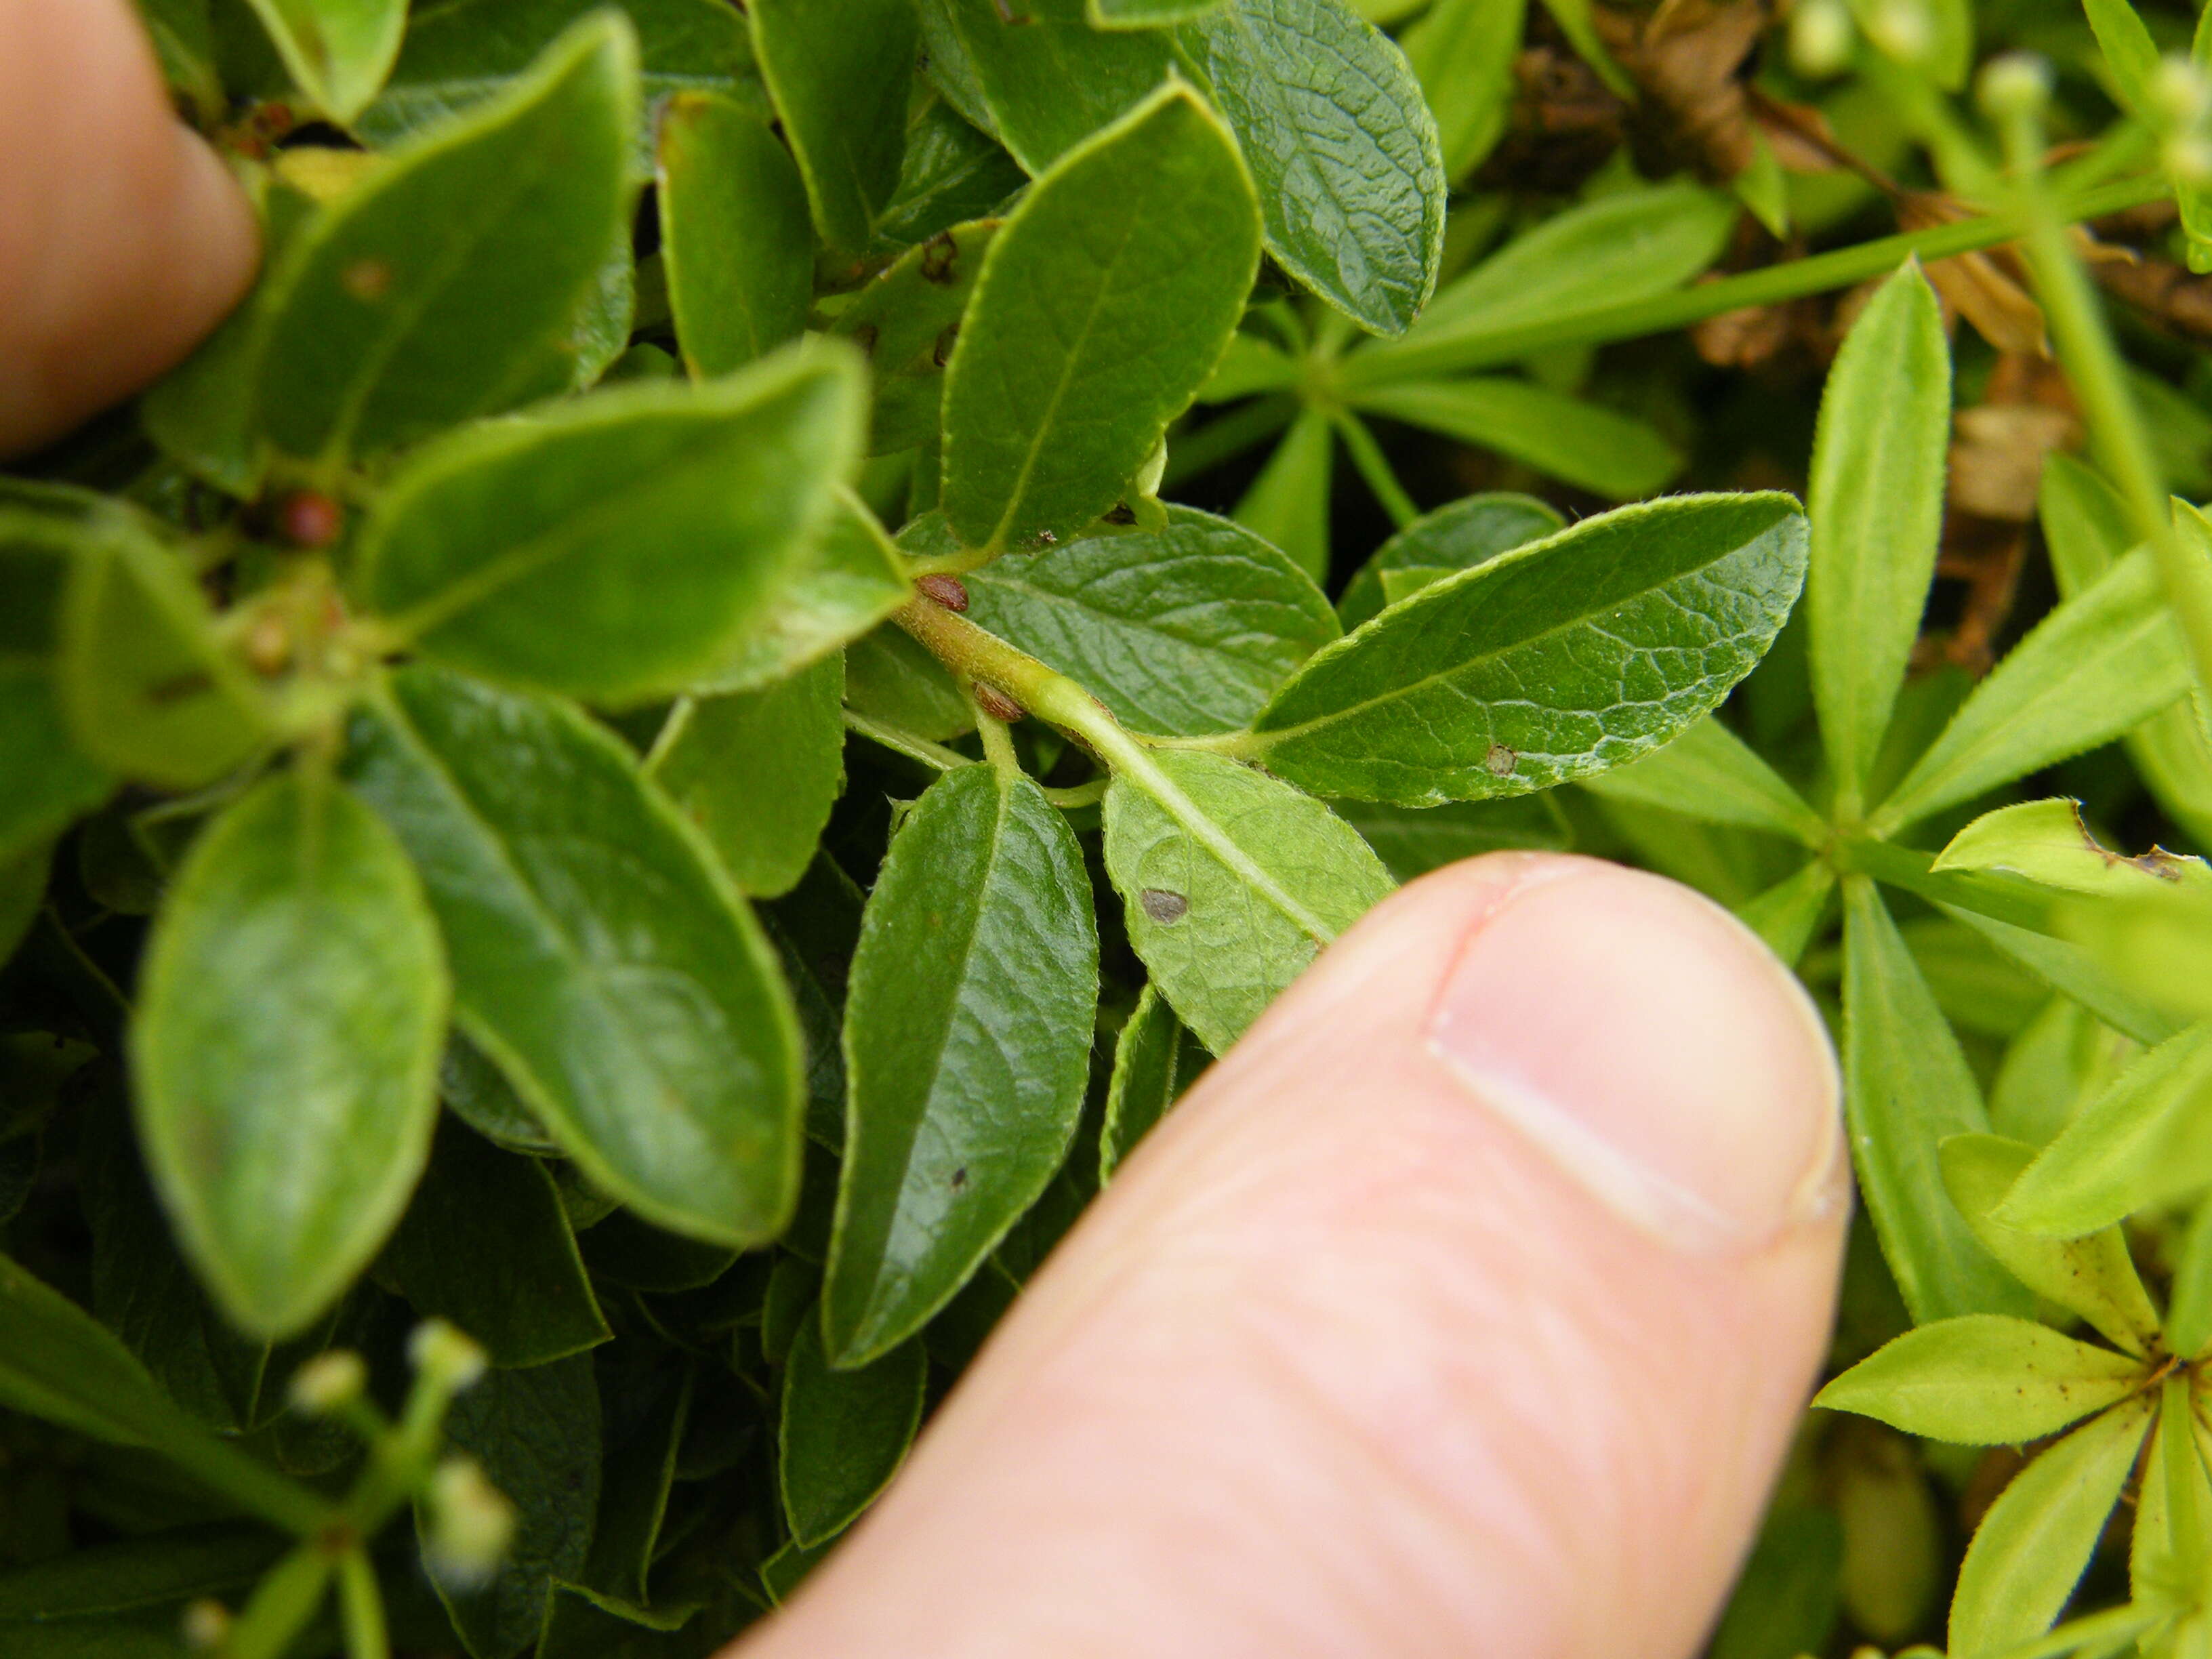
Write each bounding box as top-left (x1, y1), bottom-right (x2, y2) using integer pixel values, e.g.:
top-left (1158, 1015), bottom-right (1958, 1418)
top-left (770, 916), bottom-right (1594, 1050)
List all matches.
top-left (278, 490), bottom-right (344, 548)
top-left (916, 573), bottom-right (969, 611)
top-left (972, 681), bottom-right (1025, 723)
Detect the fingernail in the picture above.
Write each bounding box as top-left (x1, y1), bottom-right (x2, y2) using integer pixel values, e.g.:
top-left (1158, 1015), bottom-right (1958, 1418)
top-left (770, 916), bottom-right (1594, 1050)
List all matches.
top-left (1427, 859), bottom-right (1845, 1255)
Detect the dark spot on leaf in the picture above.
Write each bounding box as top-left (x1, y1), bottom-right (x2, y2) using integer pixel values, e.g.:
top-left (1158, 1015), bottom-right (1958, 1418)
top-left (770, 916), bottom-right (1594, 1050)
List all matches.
top-left (916, 573), bottom-right (968, 612)
top-left (851, 323), bottom-right (880, 359)
top-left (1103, 504), bottom-right (1136, 525)
top-left (342, 260), bottom-right (392, 302)
top-left (1140, 888), bottom-right (1189, 924)
top-left (148, 671), bottom-right (214, 706)
top-left (921, 232), bottom-right (960, 285)
top-left (1484, 743), bottom-right (1516, 777)
top-left (932, 323), bottom-right (960, 367)
top-left (950, 1166), bottom-right (968, 1190)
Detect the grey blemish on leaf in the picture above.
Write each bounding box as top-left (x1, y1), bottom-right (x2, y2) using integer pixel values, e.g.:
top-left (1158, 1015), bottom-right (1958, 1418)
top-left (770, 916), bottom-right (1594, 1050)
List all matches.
top-left (1140, 888), bottom-right (1189, 924)
top-left (1484, 743), bottom-right (1516, 777)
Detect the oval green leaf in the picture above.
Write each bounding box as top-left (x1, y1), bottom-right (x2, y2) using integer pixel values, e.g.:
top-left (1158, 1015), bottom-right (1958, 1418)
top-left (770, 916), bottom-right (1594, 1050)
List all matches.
top-left (779, 1314), bottom-right (926, 1547)
top-left (657, 91), bottom-right (814, 377)
top-left (345, 666), bottom-right (805, 1247)
top-left (747, 0), bottom-right (918, 256)
top-left (833, 220), bottom-right (1000, 456)
top-left (242, 0), bottom-right (407, 121)
top-left (1099, 983), bottom-right (1206, 1181)
top-left (131, 771), bottom-right (449, 1338)
top-left (1336, 491), bottom-right (1559, 630)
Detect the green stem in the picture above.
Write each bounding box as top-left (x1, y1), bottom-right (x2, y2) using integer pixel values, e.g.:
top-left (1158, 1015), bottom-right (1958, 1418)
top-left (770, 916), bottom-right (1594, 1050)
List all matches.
top-left (337, 1549), bottom-right (390, 1659)
top-left (841, 708), bottom-right (968, 773)
top-left (226, 1547), bottom-right (335, 1659)
top-left (1343, 174), bottom-right (2169, 386)
top-left (1330, 409), bottom-right (1420, 529)
top-left (152, 1427), bottom-right (339, 1539)
top-left (974, 705), bottom-right (1022, 777)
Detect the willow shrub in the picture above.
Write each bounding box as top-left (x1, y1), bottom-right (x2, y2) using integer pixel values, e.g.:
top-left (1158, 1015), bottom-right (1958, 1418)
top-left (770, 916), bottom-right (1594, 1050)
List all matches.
top-left (4, 0), bottom-right (2212, 1654)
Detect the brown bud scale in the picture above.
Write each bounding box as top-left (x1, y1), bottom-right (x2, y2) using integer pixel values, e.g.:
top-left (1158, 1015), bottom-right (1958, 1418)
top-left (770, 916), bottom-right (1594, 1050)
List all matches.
top-left (916, 573), bottom-right (969, 612)
top-left (972, 681), bottom-right (1025, 723)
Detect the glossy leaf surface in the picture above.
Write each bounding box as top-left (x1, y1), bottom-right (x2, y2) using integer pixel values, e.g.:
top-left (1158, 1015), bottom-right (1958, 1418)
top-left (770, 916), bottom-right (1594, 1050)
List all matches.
top-left (747, 0), bottom-right (918, 255)
top-left (779, 1317), bottom-right (925, 1546)
top-left (915, 0), bottom-right (1173, 173)
top-left (131, 773), bottom-right (447, 1338)
top-left (1246, 494), bottom-right (1808, 806)
top-left (1336, 491), bottom-right (1559, 629)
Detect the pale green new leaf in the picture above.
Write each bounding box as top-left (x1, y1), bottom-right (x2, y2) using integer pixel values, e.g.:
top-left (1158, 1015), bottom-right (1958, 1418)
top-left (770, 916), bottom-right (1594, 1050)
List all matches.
top-left (1934, 798), bottom-right (2211, 899)
top-left (258, 15), bottom-right (638, 462)
top-left (779, 1317), bottom-right (925, 1546)
top-left (1234, 405), bottom-right (1334, 583)
top-left (1244, 493), bottom-right (1808, 807)
top-left (1841, 878), bottom-right (2032, 1322)
top-left (132, 772), bottom-right (448, 1338)
top-left (1580, 716), bottom-right (1827, 846)
top-left (1103, 748), bottom-right (1394, 1051)
top-left (1807, 261), bottom-right (1950, 806)
top-left (2167, 1202), bottom-right (2212, 1357)
top-left (243, 0), bottom-right (406, 121)
top-left (1735, 861), bottom-right (1837, 968)
top-left (346, 667), bottom-right (805, 1247)
top-left (955, 506), bottom-right (1339, 735)
top-left (2062, 882), bottom-right (2212, 1023)
top-left (1938, 1134), bottom-right (2162, 1357)
top-left (827, 765), bottom-right (1098, 1364)
top-left (1336, 491), bottom-right (1560, 630)
top-left (1875, 549), bottom-right (2192, 832)
top-left (1996, 1023), bottom-right (2212, 1237)
top-left (1814, 1315), bottom-right (2148, 1443)
top-left (649, 655), bottom-right (846, 899)
top-left (1950, 1395), bottom-right (2156, 1657)
top-left (1172, 0), bottom-right (1446, 335)
top-left (2081, 0), bottom-right (2160, 113)
top-left (747, 0), bottom-right (918, 255)
top-left (360, 346), bottom-right (863, 705)
top-left (941, 85), bottom-right (1261, 552)
top-left (2131, 1395), bottom-right (2212, 1601)
top-left (1349, 378), bottom-right (1681, 499)
top-left (1100, 983), bottom-right (1207, 1181)
top-left (1399, 0), bottom-right (1525, 180)
top-left (657, 92), bottom-right (814, 377)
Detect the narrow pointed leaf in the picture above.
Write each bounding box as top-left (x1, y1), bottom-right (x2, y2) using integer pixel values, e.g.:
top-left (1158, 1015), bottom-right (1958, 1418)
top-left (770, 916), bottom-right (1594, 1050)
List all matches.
top-left (1349, 378), bottom-right (1680, 499)
top-left (1100, 983), bottom-right (1206, 1181)
top-left (779, 1315), bottom-right (926, 1547)
top-left (1400, 0), bottom-right (1525, 180)
top-left (1950, 1396), bottom-right (2156, 1656)
top-left (1172, 0), bottom-right (1445, 335)
top-left (657, 92), bottom-right (814, 377)
top-left (1935, 798), bottom-right (2212, 900)
top-left (1735, 861), bottom-right (1837, 967)
top-left (1815, 1315), bottom-right (2148, 1443)
top-left (649, 655), bottom-right (846, 899)
top-left (1244, 493), bottom-right (1808, 808)
top-left (243, 0), bottom-right (406, 121)
top-left (914, 0), bottom-right (1174, 173)
top-left (1841, 878), bottom-right (2031, 1322)
top-left (832, 221), bottom-right (1000, 457)
top-left (131, 773), bottom-right (447, 1338)
top-left (1938, 1134), bottom-right (2162, 1357)
top-left (746, 0), bottom-right (917, 255)
top-left (941, 84), bottom-right (1262, 552)
top-left (2131, 1395), bottom-right (2212, 1600)
top-left (826, 764), bottom-right (1099, 1364)
top-left (258, 16), bottom-right (638, 462)
top-left (1103, 748), bottom-right (1393, 1051)
top-left (360, 348), bottom-right (863, 705)
top-left (1996, 1023), bottom-right (2212, 1237)
top-left (949, 506), bottom-right (1339, 735)
top-left (1580, 716), bottom-right (1827, 845)
top-left (1875, 548), bottom-right (2191, 832)
top-left (2167, 1200), bottom-right (2212, 1357)
top-left (1807, 262), bottom-right (1950, 802)
top-left (346, 666), bottom-right (805, 1247)
top-left (1336, 491), bottom-right (1559, 630)
top-left (1233, 405), bottom-right (1334, 583)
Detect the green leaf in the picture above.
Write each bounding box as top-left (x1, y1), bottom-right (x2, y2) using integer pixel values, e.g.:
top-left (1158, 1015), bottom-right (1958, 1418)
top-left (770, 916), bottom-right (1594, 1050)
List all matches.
top-left (826, 764), bottom-right (1099, 1364)
top-left (1243, 493), bottom-right (1809, 807)
top-left (360, 347), bottom-right (864, 706)
top-left (2131, 1391), bottom-right (2212, 1601)
top-left (441, 1033), bottom-right (563, 1156)
top-left (2167, 1200), bottom-right (2212, 1357)
top-left (1935, 798), bottom-right (2211, 900)
top-left (832, 221), bottom-right (1000, 457)
top-left (2081, 0), bottom-right (2160, 115)
top-left (359, 0), bottom-right (760, 165)
top-left (1841, 878), bottom-right (2032, 1323)
top-left (1094, 0), bottom-right (1225, 21)
top-left (844, 623), bottom-right (975, 743)
top-left (1336, 491), bottom-right (1560, 630)
top-left (1100, 983), bottom-right (1206, 1181)
top-left (1171, 0), bottom-right (1445, 336)
top-left (1814, 1315), bottom-right (2148, 1443)
top-left (0, 1525), bottom-right (281, 1623)
top-left (1103, 747), bottom-right (1393, 1051)
top-left (1708, 1508), bottom-right (1844, 1659)
top-left (1335, 794), bottom-right (1572, 882)
top-left (1399, 0), bottom-right (1525, 180)
top-left (747, 0), bottom-right (918, 255)
top-left (940, 83), bottom-right (1262, 552)
top-left (914, 0), bottom-right (1175, 173)
top-left (1950, 1395), bottom-right (2156, 1656)
top-left (345, 666), bottom-right (805, 1247)
top-left (657, 93), bottom-right (814, 377)
top-left (942, 506), bottom-right (1340, 735)
top-left (874, 102), bottom-right (1027, 251)
top-left (1804, 261), bottom-right (1950, 807)
top-left (56, 523), bottom-right (270, 792)
top-left (1938, 1133), bottom-right (2162, 1357)
top-left (1872, 548), bottom-right (2191, 834)
top-left (1348, 378), bottom-right (1681, 499)
top-left (649, 655), bottom-right (846, 899)
top-left (1233, 405), bottom-right (1334, 583)
top-left (257, 14), bottom-right (638, 462)
top-left (431, 1353), bottom-right (600, 1659)
top-left (242, 0), bottom-right (405, 120)
top-left (1996, 1024), bottom-right (2212, 1237)
top-left (779, 1315), bottom-right (926, 1547)
top-left (2062, 879), bottom-right (2212, 1023)
top-left (133, 0), bottom-right (224, 119)
top-left (0, 662), bottom-right (110, 866)
top-left (1357, 182), bottom-right (1736, 379)
top-left (378, 1118), bottom-right (610, 1370)
top-left (577, 1210), bottom-right (737, 1292)
top-left (131, 771), bottom-right (447, 1338)
top-left (700, 489), bottom-right (911, 696)
top-left (1580, 716), bottom-right (1827, 846)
